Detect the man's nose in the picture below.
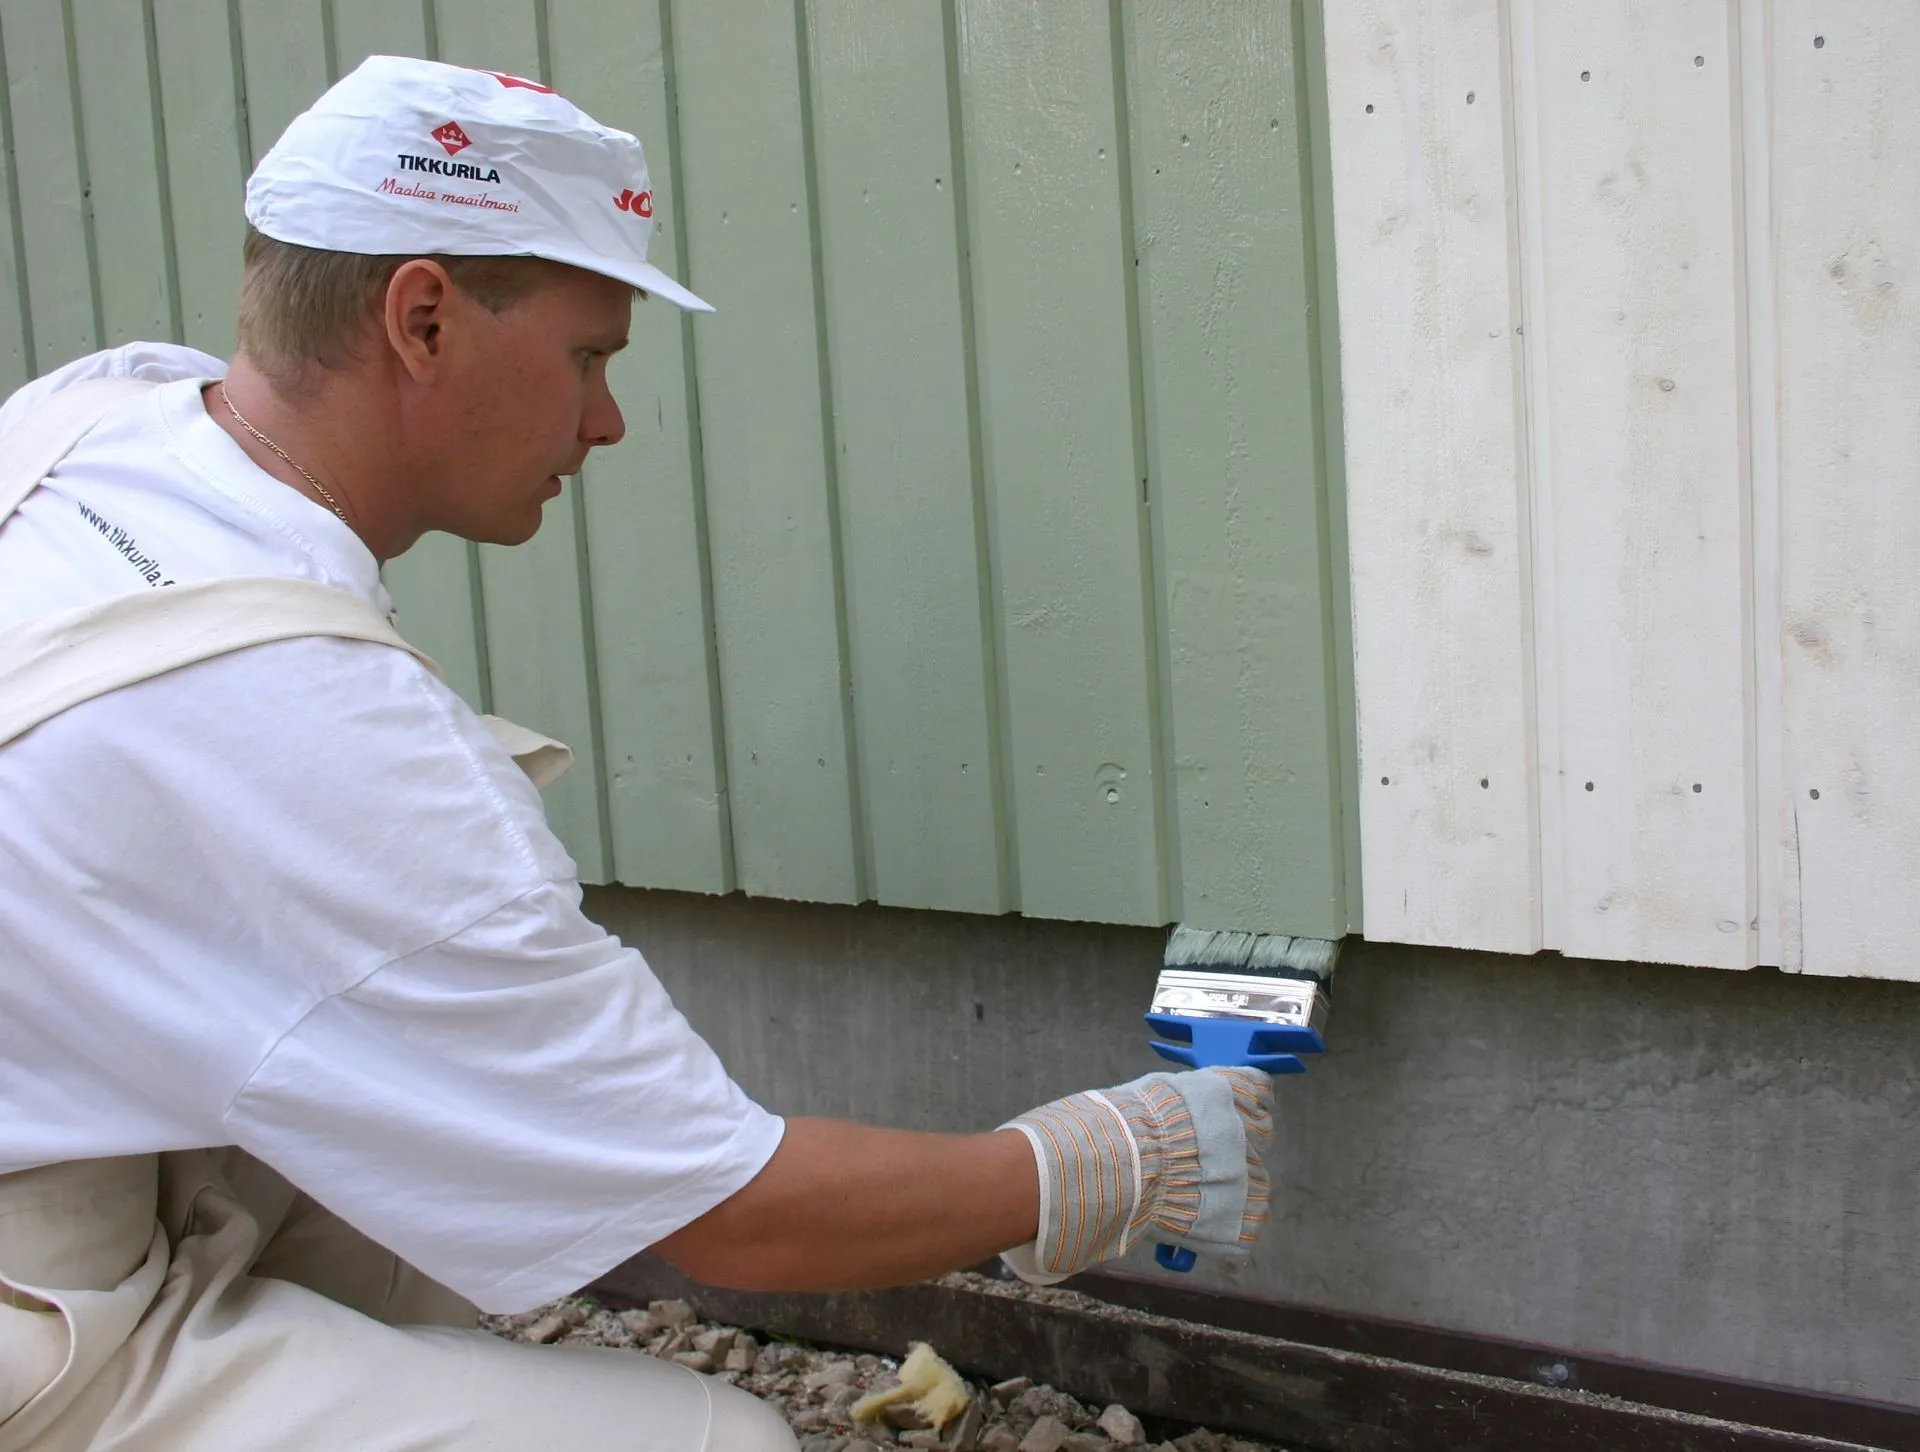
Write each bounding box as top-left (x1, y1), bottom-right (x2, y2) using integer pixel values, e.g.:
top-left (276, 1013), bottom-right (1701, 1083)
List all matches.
top-left (583, 385), bottom-right (625, 450)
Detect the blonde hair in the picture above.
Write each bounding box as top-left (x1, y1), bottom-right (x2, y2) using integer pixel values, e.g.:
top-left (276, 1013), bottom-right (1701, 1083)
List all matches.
top-left (235, 225), bottom-right (564, 383)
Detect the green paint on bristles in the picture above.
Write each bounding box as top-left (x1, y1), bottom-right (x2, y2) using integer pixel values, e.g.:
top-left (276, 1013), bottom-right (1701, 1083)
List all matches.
top-left (1163, 923), bottom-right (1341, 984)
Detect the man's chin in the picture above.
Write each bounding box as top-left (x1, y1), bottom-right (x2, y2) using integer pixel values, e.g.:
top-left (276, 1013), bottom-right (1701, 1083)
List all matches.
top-left (458, 508), bottom-right (547, 549)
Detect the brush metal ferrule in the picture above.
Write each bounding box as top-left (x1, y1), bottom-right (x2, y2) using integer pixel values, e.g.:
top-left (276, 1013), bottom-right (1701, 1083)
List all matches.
top-left (1149, 968), bottom-right (1330, 1039)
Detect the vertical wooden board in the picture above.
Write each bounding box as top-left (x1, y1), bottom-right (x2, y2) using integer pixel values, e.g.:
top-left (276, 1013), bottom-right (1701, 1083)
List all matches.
top-left (329, 0), bottom-right (431, 68)
top-left (433, 0), bottom-right (612, 883)
top-left (1773, 3), bottom-right (1920, 980)
top-left (1321, 0), bottom-right (1539, 953)
top-left (547, 0), bottom-right (732, 895)
top-left (955, 0), bottom-right (1165, 926)
top-left (1301, 0), bottom-right (1366, 936)
top-left (348, 2), bottom-right (484, 736)
top-left (0, 10), bottom-right (31, 395)
top-left (1527, 6), bottom-right (1753, 968)
top-left (476, 513), bottom-right (612, 885)
top-left (806, 0), bottom-right (1006, 915)
top-left (428, 1), bottom-right (540, 94)
top-left (1127, 0), bottom-right (1346, 938)
top-left (70, 0), bottom-right (174, 345)
top-left (673, 0), bottom-right (862, 903)
top-left (3, 0), bottom-right (96, 373)
top-left (383, 534), bottom-right (488, 708)
top-left (151, 0), bottom-right (247, 356)
top-left (235, 0), bottom-right (330, 162)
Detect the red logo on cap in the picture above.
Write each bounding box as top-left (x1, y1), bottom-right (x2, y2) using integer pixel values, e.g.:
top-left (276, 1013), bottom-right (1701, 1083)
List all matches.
top-left (613, 188), bottom-right (654, 218)
top-left (431, 121), bottom-right (471, 155)
top-left (486, 71), bottom-right (556, 95)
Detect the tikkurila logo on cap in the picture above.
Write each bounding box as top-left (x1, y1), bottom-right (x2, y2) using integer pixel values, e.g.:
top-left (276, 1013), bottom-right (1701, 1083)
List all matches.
top-left (431, 121), bottom-right (471, 156)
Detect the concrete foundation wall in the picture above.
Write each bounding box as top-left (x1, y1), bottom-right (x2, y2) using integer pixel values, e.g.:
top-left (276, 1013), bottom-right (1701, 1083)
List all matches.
top-left (586, 886), bottom-right (1920, 1407)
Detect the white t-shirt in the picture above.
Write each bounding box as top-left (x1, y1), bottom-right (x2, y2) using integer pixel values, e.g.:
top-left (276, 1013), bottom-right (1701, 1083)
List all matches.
top-left (0, 343), bottom-right (783, 1313)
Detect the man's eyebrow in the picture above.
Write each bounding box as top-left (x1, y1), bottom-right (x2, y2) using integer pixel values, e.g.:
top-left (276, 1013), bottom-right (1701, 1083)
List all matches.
top-left (589, 333), bottom-right (631, 354)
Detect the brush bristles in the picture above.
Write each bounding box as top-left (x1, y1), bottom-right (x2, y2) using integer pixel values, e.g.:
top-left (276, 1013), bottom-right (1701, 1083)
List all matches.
top-left (1164, 924), bottom-right (1341, 983)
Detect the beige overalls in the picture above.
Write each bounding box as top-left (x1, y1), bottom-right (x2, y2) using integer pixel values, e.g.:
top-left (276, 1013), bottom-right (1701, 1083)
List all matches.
top-left (0, 380), bottom-right (795, 1452)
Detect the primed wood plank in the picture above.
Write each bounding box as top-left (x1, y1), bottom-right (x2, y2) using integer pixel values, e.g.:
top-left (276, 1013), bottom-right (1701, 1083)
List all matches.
top-left (673, 0), bottom-right (862, 903)
top-left (384, 534), bottom-right (489, 709)
top-left (429, 1), bottom-right (539, 94)
top-left (151, 0), bottom-right (247, 357)
top-left (1301, 0), bottom-right (1365, 936)
top-left (807, 0), bottom-right (1006, 914)
top-left (436, 0), bottom-right (613, 883)
top-left (1128, 0), bottom-right (1346, 938)
top-left (1322, 0), bottom-right (1540, 953)
top-left (1527, 5), bottom-right (1753, 968)
top-left (3, 0), bottom-right (96, 373)
top-left (70, 0), bottom-right (173, 345)
top-left (0, 11), bottom-right (29, 394)
top-left (477, 507), bottom-right (613, 885)
top-left (549, 0), bottom-right (732, 895)
top-left (1773, 2), bottom-right (1920, 979)
top-left (339, 1), bottom-right (488, 710)
top-left (955, 0), bottom-right (1165, 926)
top-left (329, 0), bottom-right (431, 68)
top-left (236, 0), bottom-right (330, 164)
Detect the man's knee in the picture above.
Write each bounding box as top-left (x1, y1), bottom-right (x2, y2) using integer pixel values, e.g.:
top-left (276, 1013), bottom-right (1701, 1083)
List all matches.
top-left (702, 1375), bottom-right (800, 1452)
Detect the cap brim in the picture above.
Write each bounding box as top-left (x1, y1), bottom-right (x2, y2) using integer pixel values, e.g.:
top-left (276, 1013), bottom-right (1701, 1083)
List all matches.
top-left (618, 258), bottom-right (714, 314)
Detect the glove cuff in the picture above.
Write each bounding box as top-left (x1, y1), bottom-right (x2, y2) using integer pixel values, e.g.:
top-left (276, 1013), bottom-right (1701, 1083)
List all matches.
top-left (1001, 1090), bottom-right (1141, 1278)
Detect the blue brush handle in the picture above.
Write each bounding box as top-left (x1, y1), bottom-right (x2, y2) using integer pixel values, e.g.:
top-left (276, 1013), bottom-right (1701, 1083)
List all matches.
top-left (1145, 1012), bottom-right (1324, 1275)
top-left (1156, 1243), bottom-right (1198, 1272)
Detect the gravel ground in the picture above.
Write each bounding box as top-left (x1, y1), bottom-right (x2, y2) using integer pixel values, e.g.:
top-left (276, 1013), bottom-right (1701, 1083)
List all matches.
top-left (484, 1294), bottom-right (1293, 1452)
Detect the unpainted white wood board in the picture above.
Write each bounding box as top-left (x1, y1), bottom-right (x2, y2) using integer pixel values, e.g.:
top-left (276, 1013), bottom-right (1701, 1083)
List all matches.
top-left (1527, 4), bottom-right (1755, 968)
top-left (806, 0), bottom-right (1008, 915)
top-left (1738, 0), bottom-right (1786, 970)
top-left (1321, 0), bottom-right (1540, 954)
top-left (549, 0), bottom-right (733, 895)
top-left (1772, 1), bottom-right (1920, 979)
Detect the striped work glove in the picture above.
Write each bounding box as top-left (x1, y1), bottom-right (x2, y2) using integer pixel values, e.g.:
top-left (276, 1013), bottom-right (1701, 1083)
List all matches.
top-left (998, 1067), bottom-right (1273, 1284)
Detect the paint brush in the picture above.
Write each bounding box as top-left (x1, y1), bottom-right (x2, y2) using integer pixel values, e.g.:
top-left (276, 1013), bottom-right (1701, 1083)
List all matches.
top-left (1144, 924), bottom-right (1341, 1272)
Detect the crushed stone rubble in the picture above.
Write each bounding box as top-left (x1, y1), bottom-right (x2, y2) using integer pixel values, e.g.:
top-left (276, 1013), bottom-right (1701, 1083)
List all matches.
top-left (483, 1295), bottom-right (1292, 1452)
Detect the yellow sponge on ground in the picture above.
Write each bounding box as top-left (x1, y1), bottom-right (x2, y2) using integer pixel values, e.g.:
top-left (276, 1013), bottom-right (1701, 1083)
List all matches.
top-left (849, 1341), bottom-right (971, 1431)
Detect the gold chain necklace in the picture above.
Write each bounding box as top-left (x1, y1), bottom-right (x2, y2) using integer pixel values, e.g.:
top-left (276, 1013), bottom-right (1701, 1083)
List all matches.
top-left (218, 383), bottom-right (351, 527)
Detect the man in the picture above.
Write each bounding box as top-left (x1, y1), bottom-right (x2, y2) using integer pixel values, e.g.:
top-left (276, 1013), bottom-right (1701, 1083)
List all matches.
top-left (0, 57), bottom-right (1273, 1451)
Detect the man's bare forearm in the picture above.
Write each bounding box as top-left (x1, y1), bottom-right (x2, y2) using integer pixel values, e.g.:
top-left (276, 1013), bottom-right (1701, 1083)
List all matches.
top-left (651, 1119), bottom-right (1039, 1291)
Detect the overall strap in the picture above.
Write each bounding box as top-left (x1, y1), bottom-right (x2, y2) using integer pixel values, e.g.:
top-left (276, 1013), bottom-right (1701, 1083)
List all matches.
top-left (0, 577), bottom-right (573, 786)
top-left (0, 377), bottom-right (157, 524)
top-left (0, 381), bottom-right (573, 786)
top-left (0, 577), bottom-right (436, 751)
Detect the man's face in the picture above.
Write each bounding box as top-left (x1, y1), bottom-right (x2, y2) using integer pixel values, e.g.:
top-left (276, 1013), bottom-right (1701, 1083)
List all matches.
top-left (412, 264), bottom-right (632, 547)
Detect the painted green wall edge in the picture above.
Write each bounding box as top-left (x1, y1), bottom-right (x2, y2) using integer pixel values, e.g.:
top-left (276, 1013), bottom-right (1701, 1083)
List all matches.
top-left (1300, 0), bottom-right (1364, 937)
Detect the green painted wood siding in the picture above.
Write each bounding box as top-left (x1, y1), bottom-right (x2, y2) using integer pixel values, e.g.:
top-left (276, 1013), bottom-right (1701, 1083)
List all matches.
top-left (0, 0), bottom-right (1354, 938)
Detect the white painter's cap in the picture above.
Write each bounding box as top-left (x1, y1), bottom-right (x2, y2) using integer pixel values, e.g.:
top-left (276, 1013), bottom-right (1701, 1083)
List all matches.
top-left (245, 55), bottom-right (712, 313)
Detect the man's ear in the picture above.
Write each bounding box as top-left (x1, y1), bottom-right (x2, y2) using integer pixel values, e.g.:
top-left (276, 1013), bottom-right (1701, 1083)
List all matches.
top-left (382, 259), bottom-right (457, 382)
